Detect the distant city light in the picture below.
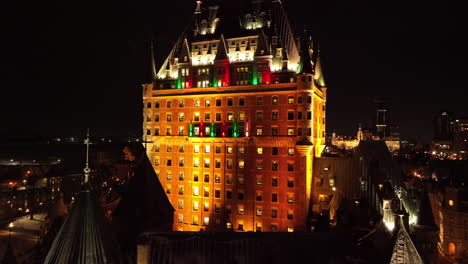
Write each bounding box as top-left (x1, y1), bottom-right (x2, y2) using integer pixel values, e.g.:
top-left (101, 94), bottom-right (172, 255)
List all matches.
top-left (8, 223), bottom-right (14, 228)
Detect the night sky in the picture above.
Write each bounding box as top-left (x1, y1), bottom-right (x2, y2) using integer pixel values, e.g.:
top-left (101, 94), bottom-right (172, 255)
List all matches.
top-left (1, 0), bottom-right (466, 143)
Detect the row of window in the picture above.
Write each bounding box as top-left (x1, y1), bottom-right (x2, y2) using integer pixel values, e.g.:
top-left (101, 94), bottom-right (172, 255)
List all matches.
top-left (157, 158), bottom-right (295, 171)
top-left (146, 95), bottom-right (313, 109)
top-left (163, 172), bottom-right (295, 187)
top-left (168, 186), bottom-right (294, 202)
top-left (147, 126), bottom-right (312, 137)
top-left (154, 145), bottom-right (294, 155)
top-left (176, 201), bottom-right (295, 219)
top-left (176, 217), bottom-right (294, 233)
top-left (147, 110), bottom-right (314, 123)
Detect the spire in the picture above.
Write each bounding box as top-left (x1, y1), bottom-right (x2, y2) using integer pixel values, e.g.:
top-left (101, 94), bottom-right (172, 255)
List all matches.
top-left (215, 35), bottom-right (228, 61)
top-left (179, 38), bottom-right (191, 63)
top-left (83, 129), bottom-right (91, 184)
top-left (390, 216), bottom-right (424, 264)
top-left (313, 42), bottom-right (326, 87)
top-left (149, 39), bottom-right (157, 81)
top-left (297, 31), bottom-right (313, 74)
top-left (254, 30), bottom-right (270, 56)
top-left (195, 0), bottom-right (202, 14)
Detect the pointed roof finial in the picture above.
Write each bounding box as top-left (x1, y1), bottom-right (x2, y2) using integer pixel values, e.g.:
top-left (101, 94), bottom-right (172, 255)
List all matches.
top-left (195, 0), bottom-right (202, 14)
top-left (150, 39), bottom-right (157, 81)
top-left (83, 129), bottom-right (91, 184)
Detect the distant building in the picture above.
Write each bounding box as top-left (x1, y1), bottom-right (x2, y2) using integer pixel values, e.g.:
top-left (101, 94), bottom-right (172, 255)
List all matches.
top-left (431, 112), bottom-right (468, 159)
top-left (331, 124), bottom-right (400, 152)
top-left (142, 1), bottom-right (327, 232)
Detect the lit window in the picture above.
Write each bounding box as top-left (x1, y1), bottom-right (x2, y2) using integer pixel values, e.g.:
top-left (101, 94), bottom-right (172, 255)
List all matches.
top-left (449, 200), bottom-right (454, 206)
top-left (204, 145), bottom-right (211, 153)
top-left (193, 201), bottom-right (199, 210)
top-left (239, 160), bottom-right (245, 169)
top-left (272, 96), bottom-right (278, 105)
top-left (178, 214), bottom-right (184, 223)
top-left (204, 158), bottom-right (210, 168)
top-left (179, 172), bottom-right (184, 180)
top-left (256, 161), bottom-right (263, 170)
top-left (287, 128), bottom-right (294, 136)
top-left (288, 96), bottom-right (294, 104)
top-left (194, 112), bottom-right (200, 122)
top-left (256, 128), bottom-right (263, 136)
top-left (257, 147), bottom-right (263, 154)
top-left (238, 147), bottom-right (245, 154)
top-left (256, 207), bottom-right (263, 217)
top-left (194, 145), bottom-right (200, 153)
top-left (179, 158), bottom-right (184, 167)
top-left (239, 111), bottom-right (246, 121)
top-left (178, 199), bottom-right (184, 209)
top-left (256, 175), bottom-right (263, 185)
top-left (205, 99), bottom-right (211, 107)
top-left (194, 99), bottom-right (200, 107)
top-left (287, 193), bottom-right (294, 203)
top-left (288, 148), bottom-right (294, 156)
top-left (193, 158), bottom-right (200, 167)
top-left (227, 112), bottom-right (233, 121)
top-left (227, 146), bottom-right (233, 154)
top-left (178, 185), bottom-right (184, 195)
top-left (192, 216), bottom-right (199, 225)
top-left (204, 188), bottom-right (209, 197)
top-left (179, 113), bottom-right (185, 121)
top-left (238, 175), bottom-right (245, 184)
top-left (238, 205), bottom-right (244, 215)
top-left (179, 145), bottom-right (185, 152)
top-left (287, 227), bottom-right (294, 232)
top-left (203, 217), bottom-right (209, 226)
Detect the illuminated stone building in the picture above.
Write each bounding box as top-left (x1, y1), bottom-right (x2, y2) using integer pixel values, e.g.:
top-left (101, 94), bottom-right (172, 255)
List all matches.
top-left (142, 0), bottom-right (327, 232)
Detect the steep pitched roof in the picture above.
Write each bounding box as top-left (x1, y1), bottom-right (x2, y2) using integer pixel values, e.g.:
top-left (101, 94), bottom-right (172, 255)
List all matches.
top-left (44, 190), bottom-right (122, 264)
top-left (390, 217), bottom-right (424, 264)
top-left (214, 35), bottom-right (228, 59)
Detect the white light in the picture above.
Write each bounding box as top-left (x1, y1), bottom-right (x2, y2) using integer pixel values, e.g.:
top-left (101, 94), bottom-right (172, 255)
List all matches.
top-left (384, 221), bottom-right (394, 231)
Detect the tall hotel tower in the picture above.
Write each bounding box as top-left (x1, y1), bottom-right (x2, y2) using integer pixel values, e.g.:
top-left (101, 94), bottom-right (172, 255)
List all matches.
top-left (142, 0), bottom-right (327, 232)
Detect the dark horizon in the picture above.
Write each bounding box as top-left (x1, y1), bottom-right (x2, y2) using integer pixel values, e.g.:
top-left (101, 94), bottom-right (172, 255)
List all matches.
top-left (1, 0), bottom-right (466, 143)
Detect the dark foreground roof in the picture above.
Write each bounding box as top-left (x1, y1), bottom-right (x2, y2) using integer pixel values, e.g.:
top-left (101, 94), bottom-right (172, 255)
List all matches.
top-left (138, 231), bottom-right (374, 264)
top-left (44, 190), bottom-right (122, 264)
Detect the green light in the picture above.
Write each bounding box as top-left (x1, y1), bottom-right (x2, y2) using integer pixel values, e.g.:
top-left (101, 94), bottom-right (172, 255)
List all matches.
top-left (252, 74), bottom-right (258, 85)
top-left (176, 78), bottom-right (182, 89)
top-left (233, 121), bottom-right (239, 138)
top-left (213, 78), bottom-right (218, 87)
top-left (189, 123), bottom-right (194, 137)
top-left (210, 123), bottom-right (216, 137)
